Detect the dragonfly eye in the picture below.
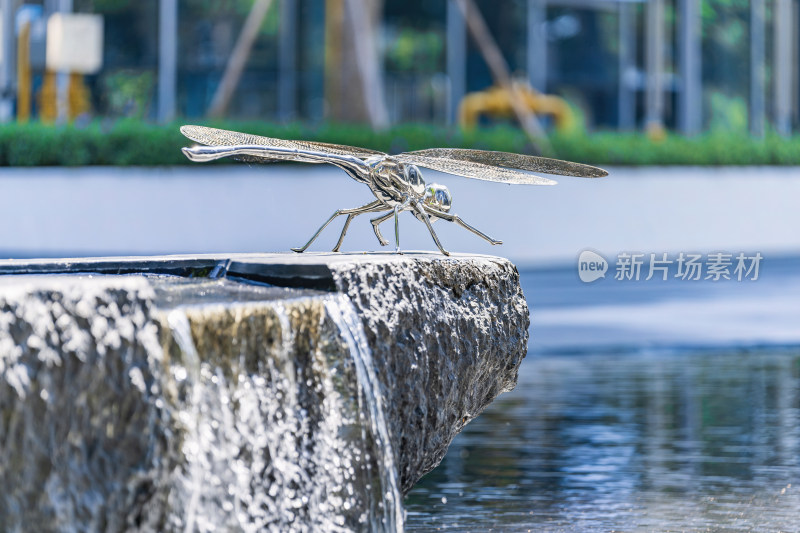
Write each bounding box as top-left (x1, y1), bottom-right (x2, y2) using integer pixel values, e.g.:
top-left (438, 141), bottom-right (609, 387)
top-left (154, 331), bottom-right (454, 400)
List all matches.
top-left (424, 183), bottom-right (452, 212)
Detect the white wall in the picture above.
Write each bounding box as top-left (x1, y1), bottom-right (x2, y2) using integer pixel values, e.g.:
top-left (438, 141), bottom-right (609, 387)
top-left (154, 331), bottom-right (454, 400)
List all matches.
top-left (1, 165), bottom-right (798, 266)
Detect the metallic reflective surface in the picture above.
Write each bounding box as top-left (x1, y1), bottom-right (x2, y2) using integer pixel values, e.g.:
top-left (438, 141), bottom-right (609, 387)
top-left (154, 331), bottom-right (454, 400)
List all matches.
top-left (423, 183), bottom-right (453, 214)
top-left (395, 154), bottom-right (557, 185)
top-left (181, 124), bottom-right (383, 159)
top-left (403, 147), bottom-right (609, 178)
top-left (180, 125), bottom-right (607, 255)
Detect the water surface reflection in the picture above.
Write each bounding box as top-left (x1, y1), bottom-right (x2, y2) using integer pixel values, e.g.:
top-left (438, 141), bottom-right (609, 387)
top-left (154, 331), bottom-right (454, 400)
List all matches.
top-left (407, 259), bottom-right (800, 531)
top-left (407, 350), bottom-right (800, 531)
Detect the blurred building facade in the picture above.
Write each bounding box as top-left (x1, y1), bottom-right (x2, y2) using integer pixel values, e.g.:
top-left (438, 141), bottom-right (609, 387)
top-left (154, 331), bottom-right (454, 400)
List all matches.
top-left (0, 0), bottom-right (797, 135)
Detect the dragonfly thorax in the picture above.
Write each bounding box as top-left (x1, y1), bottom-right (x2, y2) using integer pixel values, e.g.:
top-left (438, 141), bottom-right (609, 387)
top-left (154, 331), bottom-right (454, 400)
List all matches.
top-left (366, 156), bottom-right (426, 204)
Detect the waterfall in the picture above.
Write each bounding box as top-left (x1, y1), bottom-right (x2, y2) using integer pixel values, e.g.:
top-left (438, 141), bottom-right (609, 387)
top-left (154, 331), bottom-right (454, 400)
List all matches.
top-left (162, 286), bottom-right (404, 532)
top-left (324, 294), bottom-right (404, 533)
top-left (165, 310), bottom-right (205, 533)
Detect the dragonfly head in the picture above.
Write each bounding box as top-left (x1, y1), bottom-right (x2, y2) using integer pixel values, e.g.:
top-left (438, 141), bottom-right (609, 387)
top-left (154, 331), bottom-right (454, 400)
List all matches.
top-left (423, 183), bottom-right (452, 213)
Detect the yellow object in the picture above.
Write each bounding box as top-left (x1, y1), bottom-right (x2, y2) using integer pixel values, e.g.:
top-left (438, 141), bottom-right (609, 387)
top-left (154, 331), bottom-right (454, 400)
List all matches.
top-left (37, 71), bottom-right (91, 123)
top-left (458, 83), bottom-right (577, 133)
top-left (38, 71), bottom-right (58, 123)
top-left (646, 120), bottom-right (667, 142)
top-left (16, 22), bottom-right (31, 122)
top-left (68, 72), bottom-right (91, 119)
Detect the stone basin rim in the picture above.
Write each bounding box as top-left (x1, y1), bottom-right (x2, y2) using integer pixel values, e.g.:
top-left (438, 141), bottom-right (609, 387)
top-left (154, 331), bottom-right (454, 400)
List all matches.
top-left (0, 252), bottom-right (515, 291)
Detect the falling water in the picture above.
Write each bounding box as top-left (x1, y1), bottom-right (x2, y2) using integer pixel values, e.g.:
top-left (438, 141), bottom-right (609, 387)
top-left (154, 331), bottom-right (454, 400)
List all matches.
top-left (165, 310), bottom-right (205, 533)
top-left (160, 282), bottom-right (404, 532)
top-left (0, 274), bottom-right (408, 531)
top-left (324, 294), bottom-right (405, 533)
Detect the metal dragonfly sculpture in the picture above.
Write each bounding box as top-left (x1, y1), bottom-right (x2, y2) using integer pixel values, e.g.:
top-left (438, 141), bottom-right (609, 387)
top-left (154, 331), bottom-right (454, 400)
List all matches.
top-left (181, 125), bottom-right (608, 256)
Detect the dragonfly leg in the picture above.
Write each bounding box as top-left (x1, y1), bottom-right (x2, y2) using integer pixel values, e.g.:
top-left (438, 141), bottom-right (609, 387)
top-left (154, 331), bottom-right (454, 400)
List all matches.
top-left (292, 200), bottom-right (383, 253)
top-left (412, 201), bottom-right (449, 256)
top-left (423, 206), bottom-right (502, 245)
top-left (332, 204), bottom-right (388, 252)
top-left (394, 205), bottom-right (402, 253)
top-left (370, 211), bottom-right (394, 246)
top-left (393, 198), bottom-right (413, 253)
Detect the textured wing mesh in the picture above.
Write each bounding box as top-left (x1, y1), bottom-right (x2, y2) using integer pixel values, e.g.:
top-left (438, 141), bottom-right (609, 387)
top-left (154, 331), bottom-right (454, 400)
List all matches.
top-left (402, 148), bottom-right (607, 178)
top-left (395, 154), bottom-right (557, 185)
top-left (180, 125), bottom-right (384, 162)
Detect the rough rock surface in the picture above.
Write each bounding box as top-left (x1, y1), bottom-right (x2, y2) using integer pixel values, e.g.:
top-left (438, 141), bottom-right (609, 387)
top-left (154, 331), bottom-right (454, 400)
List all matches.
top-left (328, 255), bottom-right (529, 495)
top-left (0, 254), bottom-right (529, 530)
top-left (0, 276), bottom-right (168, 531)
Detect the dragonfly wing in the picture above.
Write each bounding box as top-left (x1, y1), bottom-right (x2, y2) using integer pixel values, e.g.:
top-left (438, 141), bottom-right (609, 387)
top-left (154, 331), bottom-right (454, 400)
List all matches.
top-left (181, 126), bottom-right (373, 177)
top-left (181, 144), bottom-right (374, 184)
top-left (180, 125), bottom-right (385, 163)
top-left (395, 154), bottom-right (557, 185)
top-left (400, 148), bottom-right (608, 178)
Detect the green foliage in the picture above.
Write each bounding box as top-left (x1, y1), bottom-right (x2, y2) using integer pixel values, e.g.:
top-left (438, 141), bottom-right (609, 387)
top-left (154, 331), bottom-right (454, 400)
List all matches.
top-left (0, 120), bottom-right (799, 167)
top-left (708, 92), bottom-right (748, 133)
top-left (386, 29), bottom-right (444, 73)
top-left (0, 121), bottom-right (185, 167)
top-left (550, 129), bottom-right (800, 166)
top-left (101, 70), bottom-right (156, 119)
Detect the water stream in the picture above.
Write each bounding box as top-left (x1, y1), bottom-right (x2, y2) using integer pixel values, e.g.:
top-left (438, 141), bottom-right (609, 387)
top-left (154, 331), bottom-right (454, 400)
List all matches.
top-left (157, 279), bottom-right (404, 532)
top-left (324, 295), bottom-right (405, 533)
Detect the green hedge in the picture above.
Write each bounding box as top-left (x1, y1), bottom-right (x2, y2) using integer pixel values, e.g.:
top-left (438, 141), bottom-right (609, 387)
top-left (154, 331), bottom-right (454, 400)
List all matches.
top-left (0, 120), bottom-right (798, 166)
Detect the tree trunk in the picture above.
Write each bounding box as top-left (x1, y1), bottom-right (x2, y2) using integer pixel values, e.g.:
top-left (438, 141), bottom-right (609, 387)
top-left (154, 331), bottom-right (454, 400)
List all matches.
top-left (324, 0), bottom-right (389, 129)
top-left (207, 0), bottom-right (274, 119)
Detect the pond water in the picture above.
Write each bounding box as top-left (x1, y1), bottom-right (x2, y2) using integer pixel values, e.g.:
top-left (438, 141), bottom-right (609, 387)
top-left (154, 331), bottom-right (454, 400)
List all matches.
top-left (406, 256), bottom-right (800, 532)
